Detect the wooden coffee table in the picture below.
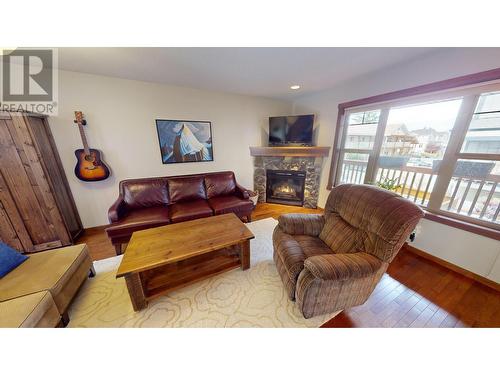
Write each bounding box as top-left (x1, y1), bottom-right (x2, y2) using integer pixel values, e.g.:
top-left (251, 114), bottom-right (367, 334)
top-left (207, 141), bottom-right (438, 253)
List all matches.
top-left (116, 213), bottom-right (255, 311)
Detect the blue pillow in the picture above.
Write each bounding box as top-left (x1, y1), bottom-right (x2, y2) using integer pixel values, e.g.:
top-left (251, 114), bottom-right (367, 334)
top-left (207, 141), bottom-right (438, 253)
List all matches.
top-left (0, 242), bottom-right (28, 278)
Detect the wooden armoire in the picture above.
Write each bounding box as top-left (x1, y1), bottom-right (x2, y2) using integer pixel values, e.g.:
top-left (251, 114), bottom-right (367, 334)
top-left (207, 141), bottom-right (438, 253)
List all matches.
top-left (0, 111), bottom-right (83, 253)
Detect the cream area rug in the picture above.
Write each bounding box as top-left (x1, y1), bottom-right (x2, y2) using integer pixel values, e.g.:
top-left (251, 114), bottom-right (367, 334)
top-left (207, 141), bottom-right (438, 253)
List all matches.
top-left (68, 218), bottom-right (339, 328)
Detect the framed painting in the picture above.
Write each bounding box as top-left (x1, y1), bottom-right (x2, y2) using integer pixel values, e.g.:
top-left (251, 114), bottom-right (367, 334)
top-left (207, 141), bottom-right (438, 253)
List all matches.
top-left (155, 119), bottom-right (214, 164)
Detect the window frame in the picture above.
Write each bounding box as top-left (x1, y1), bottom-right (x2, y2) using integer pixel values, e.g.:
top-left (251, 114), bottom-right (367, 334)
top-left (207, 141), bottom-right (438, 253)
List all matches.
top-left (328, 68), bottom-right (500, 236)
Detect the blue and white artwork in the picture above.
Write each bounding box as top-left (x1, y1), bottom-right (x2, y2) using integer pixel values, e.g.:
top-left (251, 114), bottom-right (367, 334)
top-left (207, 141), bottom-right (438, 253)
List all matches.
top-left (155, 120), bottom-right (213, 164)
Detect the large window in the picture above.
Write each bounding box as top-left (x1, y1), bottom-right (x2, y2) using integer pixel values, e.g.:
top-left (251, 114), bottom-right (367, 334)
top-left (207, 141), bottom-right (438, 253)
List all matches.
top-left (334, 83), bottom-right (500, 230)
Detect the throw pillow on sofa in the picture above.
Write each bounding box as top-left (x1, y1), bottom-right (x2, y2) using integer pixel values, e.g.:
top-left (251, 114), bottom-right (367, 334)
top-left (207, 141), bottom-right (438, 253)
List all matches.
top-left (0, 242), bottom-right (28, 278)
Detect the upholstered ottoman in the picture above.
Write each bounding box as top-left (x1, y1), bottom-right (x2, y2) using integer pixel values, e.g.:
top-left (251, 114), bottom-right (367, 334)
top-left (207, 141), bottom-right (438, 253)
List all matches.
top-left (0, 244), bottom-right (94, 325)
top-left (0, 291), bottom-right (61, 328)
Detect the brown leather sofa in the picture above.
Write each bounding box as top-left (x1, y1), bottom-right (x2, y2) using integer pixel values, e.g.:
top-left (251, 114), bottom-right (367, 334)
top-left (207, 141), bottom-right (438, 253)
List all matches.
top-left (273, 184), bottom-right (424, 318)
top-left (106, 171), bottom-right (253, 254)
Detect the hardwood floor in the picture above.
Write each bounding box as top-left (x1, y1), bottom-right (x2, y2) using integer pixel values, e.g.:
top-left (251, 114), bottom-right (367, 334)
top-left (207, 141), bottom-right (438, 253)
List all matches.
top-left (76, 202), bottom-right (500, 328)
top-left (251, 202), bottom-right (323, 221)
top-left (322, 248), bottom-right (500, 328)
top-left (76, 225), bottom-right (115, 261)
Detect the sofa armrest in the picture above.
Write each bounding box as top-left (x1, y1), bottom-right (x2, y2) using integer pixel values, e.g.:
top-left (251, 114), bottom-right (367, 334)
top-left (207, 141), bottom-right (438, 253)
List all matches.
top-left (235, 183), bottom-right (250, 199)
top-left (304, 252), bottom-right (382, 281)
top-left (108, 196), bottom-right (128, 223)
top-left (278, 214), bottom-right (325, 237)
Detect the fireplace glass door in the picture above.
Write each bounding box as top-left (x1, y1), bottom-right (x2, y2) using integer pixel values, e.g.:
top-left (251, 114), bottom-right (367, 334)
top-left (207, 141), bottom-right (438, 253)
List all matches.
top-left (266, 170), bottom-right (306, 206)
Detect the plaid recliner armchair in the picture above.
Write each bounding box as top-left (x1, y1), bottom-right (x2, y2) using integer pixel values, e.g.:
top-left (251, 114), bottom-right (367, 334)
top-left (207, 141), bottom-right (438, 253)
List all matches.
top-left (273, 184), bottom-right (424, 318)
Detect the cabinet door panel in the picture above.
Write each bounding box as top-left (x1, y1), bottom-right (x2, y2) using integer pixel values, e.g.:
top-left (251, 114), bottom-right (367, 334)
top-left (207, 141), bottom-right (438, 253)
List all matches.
top-left (0, 199), bottom-right (24, 251)
top-left (0, 171), bottom-right (33, 251)
top-left (28, 116), bottom-right (81, 239)
top-left (10, 115), bottom-right (71, 245)
top-left (0, 173), bottom-right (34, 251)
top-left (0, 119), bottom-right (60, 250)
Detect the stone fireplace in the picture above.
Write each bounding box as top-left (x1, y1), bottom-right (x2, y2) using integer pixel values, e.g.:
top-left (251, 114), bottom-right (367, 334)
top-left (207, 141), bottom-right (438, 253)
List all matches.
top-left (250, 147), bottom-right (330, 208)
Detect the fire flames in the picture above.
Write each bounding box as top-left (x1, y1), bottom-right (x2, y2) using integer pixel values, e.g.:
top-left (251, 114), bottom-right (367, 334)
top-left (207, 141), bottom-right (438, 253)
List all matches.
top-left (276, 184), bottom-right (295, 194)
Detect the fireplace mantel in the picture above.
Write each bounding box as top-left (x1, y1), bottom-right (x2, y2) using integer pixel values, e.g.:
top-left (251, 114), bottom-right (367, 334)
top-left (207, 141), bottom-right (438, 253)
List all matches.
top-left (249, 146), bottom-right (330, 158)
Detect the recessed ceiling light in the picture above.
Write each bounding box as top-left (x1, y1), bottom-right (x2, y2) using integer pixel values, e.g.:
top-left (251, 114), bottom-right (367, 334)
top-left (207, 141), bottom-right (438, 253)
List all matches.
top-left (290, 85), bottom-right (301, 90)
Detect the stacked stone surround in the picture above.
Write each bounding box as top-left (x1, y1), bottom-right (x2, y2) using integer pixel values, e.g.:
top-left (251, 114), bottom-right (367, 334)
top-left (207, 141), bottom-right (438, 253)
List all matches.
top-left (253, 156), bottom-right (323, 208)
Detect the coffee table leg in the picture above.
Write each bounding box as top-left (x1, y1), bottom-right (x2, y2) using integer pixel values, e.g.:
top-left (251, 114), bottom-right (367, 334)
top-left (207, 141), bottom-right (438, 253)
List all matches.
top-left (239, 240), bottom-right (250, 270)
top-left (124, 273), bottom-right (148, 311)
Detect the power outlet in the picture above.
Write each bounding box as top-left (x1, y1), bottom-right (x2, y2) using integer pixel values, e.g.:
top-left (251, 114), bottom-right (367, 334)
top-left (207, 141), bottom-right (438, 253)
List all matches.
top-left (409, 232), bottom-right (416, 242)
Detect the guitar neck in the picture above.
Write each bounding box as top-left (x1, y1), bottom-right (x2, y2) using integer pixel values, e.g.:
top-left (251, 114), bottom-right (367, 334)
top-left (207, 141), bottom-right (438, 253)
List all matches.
top-left (77, 123), bottom-right (91, 155)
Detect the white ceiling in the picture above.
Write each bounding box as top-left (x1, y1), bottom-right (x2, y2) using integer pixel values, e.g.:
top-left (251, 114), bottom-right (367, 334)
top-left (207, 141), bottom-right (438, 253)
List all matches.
top-left (58, 48), bottom-right (440, 99)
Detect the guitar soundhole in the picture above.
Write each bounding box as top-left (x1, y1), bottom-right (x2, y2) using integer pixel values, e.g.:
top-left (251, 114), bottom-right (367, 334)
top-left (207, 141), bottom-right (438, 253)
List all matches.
top-left (84, 154), bottom-right (95, 162)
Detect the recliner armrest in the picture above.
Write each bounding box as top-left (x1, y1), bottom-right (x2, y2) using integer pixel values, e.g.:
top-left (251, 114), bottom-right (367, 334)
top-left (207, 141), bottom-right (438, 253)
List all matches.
top-left (235, 183), bottom-right (250, 199)
top-left (304, 252), bottom-right (382, 281)
top-left (278, 214), bottom-right (325, 237)
top-left (108, 196), bottom-right (128, 223)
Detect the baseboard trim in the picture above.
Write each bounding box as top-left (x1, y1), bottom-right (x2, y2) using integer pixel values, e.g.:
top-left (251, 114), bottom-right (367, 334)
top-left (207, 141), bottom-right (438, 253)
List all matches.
top-left (404, 244), bottom-right (500, 293)
top-left (82, 224), bottom-right (110, 231)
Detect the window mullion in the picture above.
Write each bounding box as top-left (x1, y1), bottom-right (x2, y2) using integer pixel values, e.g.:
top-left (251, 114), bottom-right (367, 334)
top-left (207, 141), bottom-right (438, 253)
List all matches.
top-left (333, 112), bottom-right (349, 185)
top-left (427, 95), bottom-right (480, 210)
top-left (334, 150), bottom-right (345, 185)
top-left (364, 108), bottom-right (389, 184)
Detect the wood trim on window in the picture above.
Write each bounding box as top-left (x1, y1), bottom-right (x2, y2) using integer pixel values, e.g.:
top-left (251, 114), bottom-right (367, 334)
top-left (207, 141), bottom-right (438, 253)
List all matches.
top-left (338, 67), bottom-right (500, 113)
top-left (327, 110), bottom-right (345, 189)
top-left (328, 67), bottom-right (500, 189)
top-left (327, 67), bottom-right (500, 236)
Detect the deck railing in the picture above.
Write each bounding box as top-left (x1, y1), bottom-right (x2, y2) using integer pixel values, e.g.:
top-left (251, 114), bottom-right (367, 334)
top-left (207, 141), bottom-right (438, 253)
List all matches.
top-left (340, 160), bottom-right (500, 223)
top-left (340, 159), bottom-right (367, 185)
top-left (375, 165), bottom-right (437, 206)
top-left (442, 175), bottom-right (500, 222)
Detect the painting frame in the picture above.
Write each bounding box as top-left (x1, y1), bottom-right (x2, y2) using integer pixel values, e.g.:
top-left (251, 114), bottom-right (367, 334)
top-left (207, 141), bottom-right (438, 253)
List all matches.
top-left (155, 119), bottom-right (214, 164)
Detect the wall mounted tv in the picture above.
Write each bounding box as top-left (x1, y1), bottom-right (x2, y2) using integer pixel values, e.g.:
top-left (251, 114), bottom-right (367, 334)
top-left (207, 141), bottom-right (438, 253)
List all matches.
top-left (269, 114), bottom-right (314, 146)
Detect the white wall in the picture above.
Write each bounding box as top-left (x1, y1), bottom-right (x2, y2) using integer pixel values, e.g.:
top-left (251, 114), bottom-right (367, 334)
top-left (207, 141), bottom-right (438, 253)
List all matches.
top-left (50, 70), bottom-right (292, 228)
top-left (293, 48), bottom-right (500, 283)
top-left (413, 220), bottom-right (500, 283)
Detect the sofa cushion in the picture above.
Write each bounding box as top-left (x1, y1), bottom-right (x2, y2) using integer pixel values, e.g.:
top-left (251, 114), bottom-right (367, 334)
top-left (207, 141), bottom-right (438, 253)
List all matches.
top-left (0, 244), bottom-right (90, 312)
top-left (168, 176), bottom-right (206, 203)
top-left (0, 242), bottom-right (28, 278)
top-left (0, 291), bottom-right (60, 328)
top-left (169, 200), bottom-right (213, 223)
top-left (122, 179), bottom-right (169, 209)
top-left (208, 195), bottom-right (253, 215)
top-left (106, 207), bottom-right (170, 237)
top-left (204, 172), bottom-right (236, 199)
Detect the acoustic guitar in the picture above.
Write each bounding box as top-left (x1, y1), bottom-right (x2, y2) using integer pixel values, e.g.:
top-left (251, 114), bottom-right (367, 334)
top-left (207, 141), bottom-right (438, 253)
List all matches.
top-left (73, 111), bottom-right (110, 182)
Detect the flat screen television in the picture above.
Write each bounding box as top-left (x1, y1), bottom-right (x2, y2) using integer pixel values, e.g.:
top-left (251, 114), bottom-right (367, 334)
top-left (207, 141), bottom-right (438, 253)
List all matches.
top-left (269, 115), bottom-right (314, 145)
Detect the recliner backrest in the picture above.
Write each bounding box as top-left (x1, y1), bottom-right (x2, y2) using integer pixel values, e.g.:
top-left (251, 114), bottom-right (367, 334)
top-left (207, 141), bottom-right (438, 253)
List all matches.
top-left (319, 184), bottom-right (424, 262)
